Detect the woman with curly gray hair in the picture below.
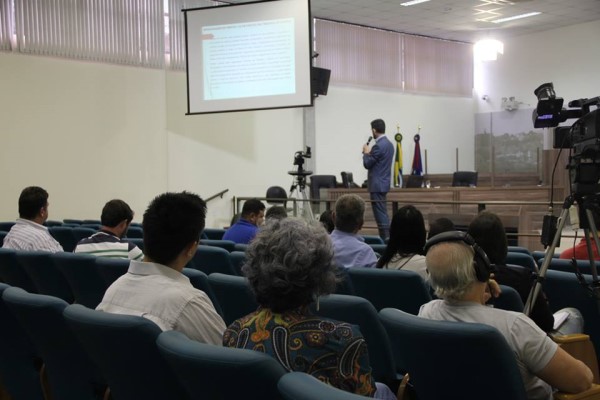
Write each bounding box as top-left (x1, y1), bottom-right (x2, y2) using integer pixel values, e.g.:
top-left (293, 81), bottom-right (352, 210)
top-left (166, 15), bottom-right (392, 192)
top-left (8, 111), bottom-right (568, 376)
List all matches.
top-left (223, 218), bottom-right (393, 398)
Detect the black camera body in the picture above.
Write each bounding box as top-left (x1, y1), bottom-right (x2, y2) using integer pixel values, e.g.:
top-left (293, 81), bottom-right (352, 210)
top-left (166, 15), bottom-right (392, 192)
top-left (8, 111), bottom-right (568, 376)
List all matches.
top-left (293, 146), bottom-right (312, 167)
top-left (532, 83), bottom-right (600, 195)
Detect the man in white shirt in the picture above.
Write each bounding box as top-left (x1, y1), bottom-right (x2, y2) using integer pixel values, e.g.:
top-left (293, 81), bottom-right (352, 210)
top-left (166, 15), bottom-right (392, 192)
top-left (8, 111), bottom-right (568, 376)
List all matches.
top-left (97, 191), bottom-right (226, 345)
top-left (419, 232), bottom-right (593, 400)
top-left (2, 186), bottom-right (63, 252)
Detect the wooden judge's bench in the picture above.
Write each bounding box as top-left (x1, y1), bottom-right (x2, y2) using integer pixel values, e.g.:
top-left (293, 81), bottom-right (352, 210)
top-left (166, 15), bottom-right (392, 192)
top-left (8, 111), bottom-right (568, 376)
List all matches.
top-left (321, 173), bottom-right (566, 251)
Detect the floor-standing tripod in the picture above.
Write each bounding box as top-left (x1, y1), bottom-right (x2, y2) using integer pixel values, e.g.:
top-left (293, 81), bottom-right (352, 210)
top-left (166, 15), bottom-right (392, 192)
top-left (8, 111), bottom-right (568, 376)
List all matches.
top-left (288, 168), bottom-right (314, 220)
top-left (524, 193), bottom-right (600, 316)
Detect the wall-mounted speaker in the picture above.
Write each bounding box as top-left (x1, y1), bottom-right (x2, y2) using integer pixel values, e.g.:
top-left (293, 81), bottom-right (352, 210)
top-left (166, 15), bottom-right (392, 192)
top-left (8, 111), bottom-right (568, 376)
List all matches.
top-left (311, 67), bottom-right (331, 96)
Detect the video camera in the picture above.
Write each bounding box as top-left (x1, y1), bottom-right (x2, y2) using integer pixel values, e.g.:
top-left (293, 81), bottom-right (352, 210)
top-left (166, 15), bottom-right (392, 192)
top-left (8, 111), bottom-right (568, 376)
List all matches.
top-left (532, 83), bottom-right (600, 195)
top-left (293, 146), bottom-right (312, 167)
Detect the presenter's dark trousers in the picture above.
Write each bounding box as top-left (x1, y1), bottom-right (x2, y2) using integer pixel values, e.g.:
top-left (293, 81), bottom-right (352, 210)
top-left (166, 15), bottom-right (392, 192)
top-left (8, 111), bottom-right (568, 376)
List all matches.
top-left (370, 192), bottom-right (389, 240)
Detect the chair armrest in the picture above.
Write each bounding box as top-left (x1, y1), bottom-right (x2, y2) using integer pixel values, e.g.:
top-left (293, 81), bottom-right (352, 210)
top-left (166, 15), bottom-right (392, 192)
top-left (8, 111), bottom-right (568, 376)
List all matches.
top-left (555, 384), bottom-right (600, 400)
top-left (552, 334), bottom-right (600, 384)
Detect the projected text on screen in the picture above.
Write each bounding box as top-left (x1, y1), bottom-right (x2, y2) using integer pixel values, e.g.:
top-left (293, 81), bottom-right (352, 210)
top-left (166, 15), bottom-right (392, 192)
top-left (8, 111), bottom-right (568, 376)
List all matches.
top-left (202, 18), bottom-right (296, 101)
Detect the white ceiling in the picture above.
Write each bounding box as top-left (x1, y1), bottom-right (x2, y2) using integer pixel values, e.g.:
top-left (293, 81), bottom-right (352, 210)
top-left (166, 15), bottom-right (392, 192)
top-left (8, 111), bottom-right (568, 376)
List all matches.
top-left (229, 0), bottom-right (600, 43)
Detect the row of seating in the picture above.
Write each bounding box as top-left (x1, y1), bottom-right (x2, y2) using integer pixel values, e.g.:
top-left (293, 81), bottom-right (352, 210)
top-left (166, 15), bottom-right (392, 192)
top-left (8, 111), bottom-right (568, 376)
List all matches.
top-left (5, 280), bottom-right (591, 400)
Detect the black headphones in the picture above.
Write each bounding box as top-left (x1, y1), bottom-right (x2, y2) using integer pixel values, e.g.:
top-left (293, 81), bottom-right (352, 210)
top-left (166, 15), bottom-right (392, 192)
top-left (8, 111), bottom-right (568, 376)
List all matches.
top-left (424, 231), bottom-right (493, 282)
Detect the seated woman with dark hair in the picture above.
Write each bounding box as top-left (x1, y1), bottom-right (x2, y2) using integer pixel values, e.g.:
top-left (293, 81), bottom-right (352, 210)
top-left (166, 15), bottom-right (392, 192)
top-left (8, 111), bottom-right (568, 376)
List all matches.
top-left (223, 218), bottom-right (394, 399)
top-left (377, 205), bottom-right (428, 280)
top-left (468, 211), bottom-right (582, 334)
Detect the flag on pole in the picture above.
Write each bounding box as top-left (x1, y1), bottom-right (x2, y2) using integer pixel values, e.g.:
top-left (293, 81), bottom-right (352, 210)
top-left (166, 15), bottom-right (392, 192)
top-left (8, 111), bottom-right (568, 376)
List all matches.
top-left (411, 127), bottom-right (423, 176)
top-left (394, 126), bottom-right (403, 187)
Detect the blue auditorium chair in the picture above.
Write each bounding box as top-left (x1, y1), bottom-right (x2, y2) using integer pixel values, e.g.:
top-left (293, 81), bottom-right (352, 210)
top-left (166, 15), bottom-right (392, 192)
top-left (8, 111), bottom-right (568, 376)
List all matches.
top-left (16, 251), bottom-right (74, 302)
top-left (547, 258), bottom-right (594, 274)
top-left (49, 226), bottom-right (78, 252)
top-left (63, 304), bottom-right (186, 400)
top-left (315, 294), bottom-right (399, 383)
top-left (157, 330), bottom-right (286, 400)
top-left (362, 235), bottom-right (384, 245)
top-left (348, 268), bottom-right (431, 314)
top-left (369, 243), bottom-right (387, 256)
top-left (125, 226), bottom-right (144, 238)
top-left (379, 308), bottom-right (528, 400)
top-left (123, 237), bottom-right (144, 251)
top-left (0, 222), bottom-right (15, 231)
top-left (278, 372), bottom-right (371, 400)
top-left (181, 268), bottom-right (224, 319)
top-left (0, 248), bottom-right (38, 293)
top-left (207, 273), bottom-right (258, 325)
top-left (203, 228), bottom-right (227, 240)
top-left (200, 239), bottom-right (237, 252)
top-left (0, 230), bottom-right (6, 247)
top-left (229, 250), bottom-right (247, 275)
top-left (52, 252), bottom-right (107, 308)
top-left (507, 246), bottom-right (532, 255)
top-left (73, 227), bottom-right (98, 242)
top-left (0, 283), bottom-right (45, 400)
top-left (506, 252), bottom-right (538, 271)
top-left (494, 284), bottom-right (524, 312)
top-left (187, 245), bottom-right (238, 276)
top-left (63, 219), bottom-right (83, 225)
top-left (3, 288), bottom-right (105, 400)
top-left (95, 257), bottom-right (130, 287)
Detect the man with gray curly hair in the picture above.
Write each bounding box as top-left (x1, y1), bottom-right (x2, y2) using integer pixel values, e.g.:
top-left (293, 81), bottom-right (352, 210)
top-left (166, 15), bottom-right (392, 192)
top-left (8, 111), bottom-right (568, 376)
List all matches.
top-left (330, 194), bottom-right (378, 269)
top-left (420, 239), bottom-right (593, 400)
top-left (223, 218), bottom-right (394, 399)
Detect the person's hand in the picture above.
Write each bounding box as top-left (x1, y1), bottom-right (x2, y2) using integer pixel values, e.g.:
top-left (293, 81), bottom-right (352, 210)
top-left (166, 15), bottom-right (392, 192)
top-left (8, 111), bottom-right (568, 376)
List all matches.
top-left (362, 144), bottom-right (370, 154)
top-left (483, 278), bottom-right (502, 303)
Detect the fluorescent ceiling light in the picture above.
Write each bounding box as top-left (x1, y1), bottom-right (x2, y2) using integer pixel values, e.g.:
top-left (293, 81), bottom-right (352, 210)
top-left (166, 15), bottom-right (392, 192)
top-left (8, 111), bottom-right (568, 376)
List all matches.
top-left (401, 0), bottom-right (431, 6)
top-left (492, 12), bottom-right (541, 23)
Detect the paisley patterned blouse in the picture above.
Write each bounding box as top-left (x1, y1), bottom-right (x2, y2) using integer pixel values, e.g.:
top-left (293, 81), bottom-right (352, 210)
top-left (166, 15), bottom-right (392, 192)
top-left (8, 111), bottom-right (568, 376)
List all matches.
top-left (222, 307), bottom-right (376, 397)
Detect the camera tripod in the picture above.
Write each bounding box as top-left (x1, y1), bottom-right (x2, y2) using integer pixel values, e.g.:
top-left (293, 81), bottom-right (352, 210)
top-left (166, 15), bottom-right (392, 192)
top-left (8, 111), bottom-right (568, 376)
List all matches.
top-left (288, 167), bottom-right (314, 220)
top-left (524, 193), bottom-right (600, 316)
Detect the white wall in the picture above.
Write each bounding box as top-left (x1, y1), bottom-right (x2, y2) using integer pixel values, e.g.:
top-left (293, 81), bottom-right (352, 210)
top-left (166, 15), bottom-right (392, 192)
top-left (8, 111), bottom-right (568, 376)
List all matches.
top-left (474, 19), bottom-right (600, 115)
top-left (4, 20), bottom-right (595, 228)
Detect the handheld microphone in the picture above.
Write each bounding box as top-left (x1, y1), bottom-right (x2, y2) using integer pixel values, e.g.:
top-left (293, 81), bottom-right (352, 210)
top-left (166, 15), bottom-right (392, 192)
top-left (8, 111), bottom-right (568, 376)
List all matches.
top-left (366, 137), bottom-right (373, 146)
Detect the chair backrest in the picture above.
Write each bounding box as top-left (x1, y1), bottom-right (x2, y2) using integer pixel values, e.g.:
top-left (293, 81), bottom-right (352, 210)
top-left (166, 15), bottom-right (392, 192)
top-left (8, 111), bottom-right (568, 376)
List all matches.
top-left (379, 308), bottom-right (528, 400)
top-left (81, 219), bottom-right (101, 225)
top-left (369, 243), bottom-right (386, 256)
top-left (181, 268), bottom-right (224, 319)
top-left (278, 372), bottom-right (371, 400)
top-left (451, 171), bottom-right (478, 187)
top-left (0, 283), bottom-right (45, 400)
top-left (3, 288), bottom-right (103, 400)
top-left (309, 175), bottom-right (337, 202)
top-left (63, 304), bottom-right (186, 400)
top-left (63, 219), bottom-right (83, 225)
top-left (493, 284), bottom-right (524, 312)
top-left (125, 226), bottom-right (144, 238)
top-left (405, 174), bottom-right (424, 188)
top-left (0, 248), bottom-right (38, 292)
top-left (266, 186), bottom-right (288, 206)
top-left (341, 172), bottom-right (358, 189)
top-left (506, 252), bottom-right (538, 271)
top-left (315, 294), bottom-right (397, 385)
top-left (188, 245), bottom-right (237, 275)
top-left (507, 246), bottom-right (532, 256)
top-left (49, 226), bottom-right (78, 252)
top-left (72, 227), bottom-right (98, 243)
top-left (229, 250), bottom-right (247, 276)
top-left (95, 257), bottom-right (130, 287)
top-left (52, 252), bottom-right (107, 308)
top-left (544, 269), bottom-right (600, 360)
top-left (0, 221), bottom-right (15, 231)
top-left (16, 251), bottom-right (74, 302)
top-left (348, 268), bottom-right (431, 314)
top-left (203, 228), bottom-right (227, 240)
top-left (123, 237), bottom-right (144, 251)
top-left (234, 243), bottom-right (248, 252)
top-left (0, 230), bottom-right (7, 247)
top-left (157, 330), bottom-right (286, 399)
top-left (207, 273), bottom-right (258, 326)
top-left (548, 258), bottom-right (593, 274)
top-left (361, 235), bottom-right (384, 245)
top-left (199, 239), bottom-right (237, 252)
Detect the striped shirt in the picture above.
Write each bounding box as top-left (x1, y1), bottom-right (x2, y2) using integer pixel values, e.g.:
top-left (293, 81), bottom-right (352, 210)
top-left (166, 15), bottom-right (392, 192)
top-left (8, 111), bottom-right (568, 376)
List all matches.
top-left (2, 218), bottom-right (63, 253)
top-left (74, 231), bottom-right (143, 260)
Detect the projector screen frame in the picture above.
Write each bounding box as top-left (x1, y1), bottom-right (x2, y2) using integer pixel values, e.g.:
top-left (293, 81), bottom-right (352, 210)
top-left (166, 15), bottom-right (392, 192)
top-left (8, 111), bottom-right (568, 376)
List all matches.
top-left (183, 0), bottom-right (314, 115)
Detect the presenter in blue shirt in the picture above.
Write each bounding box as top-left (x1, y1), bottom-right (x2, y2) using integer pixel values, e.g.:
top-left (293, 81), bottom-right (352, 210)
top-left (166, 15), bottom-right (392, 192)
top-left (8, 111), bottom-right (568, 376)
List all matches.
top-left (362, 119), bottom-right (395, 239)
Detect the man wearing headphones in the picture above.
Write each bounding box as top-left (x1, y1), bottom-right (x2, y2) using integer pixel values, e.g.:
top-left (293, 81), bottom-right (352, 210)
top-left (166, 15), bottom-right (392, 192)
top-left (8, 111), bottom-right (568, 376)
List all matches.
top-left (420, 232), bottom-right (592, 399)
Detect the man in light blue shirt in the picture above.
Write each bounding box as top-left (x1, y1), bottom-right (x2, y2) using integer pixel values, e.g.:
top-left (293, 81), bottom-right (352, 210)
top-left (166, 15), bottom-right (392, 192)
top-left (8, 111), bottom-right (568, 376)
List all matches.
top-left (330, 194), bottom-right (377, 269)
